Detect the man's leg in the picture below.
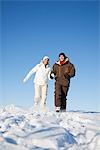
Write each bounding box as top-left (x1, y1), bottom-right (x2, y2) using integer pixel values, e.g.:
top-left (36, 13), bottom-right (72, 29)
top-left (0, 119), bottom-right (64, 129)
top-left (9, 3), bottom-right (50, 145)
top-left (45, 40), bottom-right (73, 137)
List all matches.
top-left (34, 84), bottom-right (41, 112)
top-left (41, 84), bottom-right (48, 112)
top-left (54, 82), bottom-right (62, 111)
top-left (61, 85), bottom-right (69, 111)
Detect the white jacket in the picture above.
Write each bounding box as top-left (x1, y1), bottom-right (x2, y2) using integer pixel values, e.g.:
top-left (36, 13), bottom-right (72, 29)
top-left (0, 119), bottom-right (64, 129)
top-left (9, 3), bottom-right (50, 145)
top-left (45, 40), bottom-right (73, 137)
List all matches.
top-left (23, 62), bottom-right (51, 85)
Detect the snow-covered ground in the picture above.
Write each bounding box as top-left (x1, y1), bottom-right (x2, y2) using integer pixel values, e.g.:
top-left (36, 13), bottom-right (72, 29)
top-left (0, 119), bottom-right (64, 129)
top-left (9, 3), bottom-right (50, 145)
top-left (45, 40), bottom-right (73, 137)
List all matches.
top-left (0, 105), bottom-right (100, 150)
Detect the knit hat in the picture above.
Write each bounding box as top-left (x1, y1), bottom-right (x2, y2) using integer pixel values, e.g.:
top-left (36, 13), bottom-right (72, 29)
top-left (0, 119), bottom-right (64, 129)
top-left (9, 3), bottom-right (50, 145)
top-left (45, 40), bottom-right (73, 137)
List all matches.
top-left (59, 52), bottom-right (66, 59)
top-left (42, 56), bottom-right (49, 61)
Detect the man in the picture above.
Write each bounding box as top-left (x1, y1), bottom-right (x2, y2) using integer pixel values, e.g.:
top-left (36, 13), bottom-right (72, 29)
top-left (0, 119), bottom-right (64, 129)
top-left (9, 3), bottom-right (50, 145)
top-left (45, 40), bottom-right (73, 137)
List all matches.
top-left (23, 56), bottom-right (51, 113)
top-left (50, 52), bottom-right (75, 112)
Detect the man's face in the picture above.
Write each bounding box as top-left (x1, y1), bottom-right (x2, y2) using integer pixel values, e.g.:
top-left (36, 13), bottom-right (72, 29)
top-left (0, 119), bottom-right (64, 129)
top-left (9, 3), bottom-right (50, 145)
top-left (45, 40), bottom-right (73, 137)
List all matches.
top-left (59, 55), bottom-right (65, 61)
top-left (43, 58), bottom-right (49, 65)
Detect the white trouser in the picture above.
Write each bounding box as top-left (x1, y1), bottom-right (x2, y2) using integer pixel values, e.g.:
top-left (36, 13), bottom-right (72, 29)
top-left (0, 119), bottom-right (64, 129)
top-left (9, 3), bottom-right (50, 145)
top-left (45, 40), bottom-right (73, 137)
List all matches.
top-left (34, 84), bottom-right (48, 112)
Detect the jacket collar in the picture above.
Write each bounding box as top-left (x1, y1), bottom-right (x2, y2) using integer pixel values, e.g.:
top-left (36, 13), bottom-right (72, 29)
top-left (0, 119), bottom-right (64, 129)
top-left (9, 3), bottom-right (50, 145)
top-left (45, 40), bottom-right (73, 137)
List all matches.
top-left (56, 57), bottom-right (69, 65)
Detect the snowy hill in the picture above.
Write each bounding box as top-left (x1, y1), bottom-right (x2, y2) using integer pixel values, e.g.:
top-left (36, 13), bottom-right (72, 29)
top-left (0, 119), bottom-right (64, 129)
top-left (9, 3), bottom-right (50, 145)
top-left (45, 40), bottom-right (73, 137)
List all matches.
top-left (0, 105), bottom-right (100, 150)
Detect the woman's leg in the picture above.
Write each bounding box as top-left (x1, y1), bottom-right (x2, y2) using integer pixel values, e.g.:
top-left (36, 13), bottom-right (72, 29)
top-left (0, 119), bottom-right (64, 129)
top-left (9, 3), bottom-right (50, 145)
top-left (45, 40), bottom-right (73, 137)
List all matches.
top-left (34, 84), bottom-right (41, 112)
top-left (41, 84), bottom-right (48, 112)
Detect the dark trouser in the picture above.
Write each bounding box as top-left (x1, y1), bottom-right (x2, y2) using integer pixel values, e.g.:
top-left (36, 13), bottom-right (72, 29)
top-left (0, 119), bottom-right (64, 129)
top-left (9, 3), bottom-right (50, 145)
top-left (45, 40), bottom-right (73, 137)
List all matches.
top-left (54, 82), bottom-right (69, 110)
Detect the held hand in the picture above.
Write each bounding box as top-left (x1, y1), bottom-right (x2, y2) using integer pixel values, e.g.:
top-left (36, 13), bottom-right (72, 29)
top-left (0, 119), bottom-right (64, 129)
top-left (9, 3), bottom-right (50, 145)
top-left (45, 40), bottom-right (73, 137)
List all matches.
top-left (51, 73), bottom-right (55, 78)
top-left (50, 72), bottom-right (55, 79)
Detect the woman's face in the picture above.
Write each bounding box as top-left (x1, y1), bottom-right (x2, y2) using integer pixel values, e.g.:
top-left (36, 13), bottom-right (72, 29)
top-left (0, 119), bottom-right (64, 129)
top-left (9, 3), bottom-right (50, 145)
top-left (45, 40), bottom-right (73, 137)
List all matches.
top-left (43, 58), bottom-right (49, 65)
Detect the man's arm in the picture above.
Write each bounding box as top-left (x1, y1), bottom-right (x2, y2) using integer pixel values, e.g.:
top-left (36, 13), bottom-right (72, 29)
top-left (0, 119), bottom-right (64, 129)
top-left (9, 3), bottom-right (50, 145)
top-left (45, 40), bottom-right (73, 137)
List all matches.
top-left (64, 63), bottom-right (75, 80)
top-left (69, 64), bottom-right (75, 78)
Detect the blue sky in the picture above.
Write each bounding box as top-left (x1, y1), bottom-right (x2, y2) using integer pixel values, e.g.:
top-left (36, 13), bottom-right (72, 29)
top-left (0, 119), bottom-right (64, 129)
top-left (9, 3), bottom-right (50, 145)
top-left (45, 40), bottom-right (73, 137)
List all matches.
top-left (1, 0), bottom-right (99, 111)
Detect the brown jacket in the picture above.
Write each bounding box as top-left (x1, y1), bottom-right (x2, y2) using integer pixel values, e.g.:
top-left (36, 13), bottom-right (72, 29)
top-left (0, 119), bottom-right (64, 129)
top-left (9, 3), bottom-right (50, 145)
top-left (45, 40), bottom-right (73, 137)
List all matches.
top-left (51, 58), bottom-right (75, 86)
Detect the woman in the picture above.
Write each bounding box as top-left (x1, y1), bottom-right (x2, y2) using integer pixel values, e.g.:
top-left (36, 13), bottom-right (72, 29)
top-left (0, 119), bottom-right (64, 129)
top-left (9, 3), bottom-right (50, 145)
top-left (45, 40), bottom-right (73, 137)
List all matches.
top-left (23, 56), bottom-right (51, 113)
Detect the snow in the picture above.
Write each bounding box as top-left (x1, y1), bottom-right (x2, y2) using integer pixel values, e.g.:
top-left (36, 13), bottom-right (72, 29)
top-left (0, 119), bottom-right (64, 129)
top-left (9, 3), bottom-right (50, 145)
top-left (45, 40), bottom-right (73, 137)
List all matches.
top-left (0, 105), bottom-right (100, 150)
